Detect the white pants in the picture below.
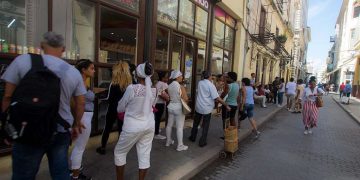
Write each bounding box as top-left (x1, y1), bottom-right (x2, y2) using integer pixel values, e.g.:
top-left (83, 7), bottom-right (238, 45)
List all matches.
top-left (254, 95), bottom-right (266, 107)
top-left (70, 112), bottom-right (93, 169)
top-left (114, 128), bottom-right (154, 169)
top-left (166, 107), bottom-right (185, 146)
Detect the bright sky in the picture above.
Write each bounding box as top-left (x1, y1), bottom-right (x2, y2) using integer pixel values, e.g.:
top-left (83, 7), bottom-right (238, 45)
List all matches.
top-left (307, 0), bottom-right (342, 72)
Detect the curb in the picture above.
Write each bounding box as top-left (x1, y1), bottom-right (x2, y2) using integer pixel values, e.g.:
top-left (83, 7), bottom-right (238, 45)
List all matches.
top-left (331, 96), bottom-right (360, 125)
top-left (162, 106), bottom-right (283, 180)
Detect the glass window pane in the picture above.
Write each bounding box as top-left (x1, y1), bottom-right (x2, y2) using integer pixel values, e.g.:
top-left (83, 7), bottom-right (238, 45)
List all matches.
top-left (178, 0), bottom-right (195, 35)
top-left (0, 0), bottom-right (47, 54)
top-left (213, 19), bottom-right (225, 47)
top-left (223, 50), bottom-right (232, 73)
top-left (195, 7), bottom-right (208, 40)
top-left (102, 0), bottom-right (139, 13)
top-left (72, 0), bottom-right (95, 60)
top-left (226, 15), bottom-right (236, 28)
top-left (100, 8), bottom-right (137, 64)
top-left (214, 6), bottom-right (226, 22)
top-left (184, 39), bottom-right (195, 98)
top-left (155, 27), bottom-right (169, 70)
top-left (225, 26), bottom-right (234, 50)
top-left (196, 41), bottom-right (206, 86)
top-left (171, 35), bottom-right (182, 71)
top-left (157, 0), bottom-right (178, 28)
top-left (212, 46), bottom-right (223, 75)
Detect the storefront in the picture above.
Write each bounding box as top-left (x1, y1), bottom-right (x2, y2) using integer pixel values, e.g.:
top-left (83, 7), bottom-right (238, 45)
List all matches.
top-left (0, 0), bottom-right (237, 154)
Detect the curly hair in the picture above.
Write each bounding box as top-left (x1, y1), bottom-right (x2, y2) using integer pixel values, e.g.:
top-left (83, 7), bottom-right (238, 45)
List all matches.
top-left (111, 61), bottom-right (132, 91)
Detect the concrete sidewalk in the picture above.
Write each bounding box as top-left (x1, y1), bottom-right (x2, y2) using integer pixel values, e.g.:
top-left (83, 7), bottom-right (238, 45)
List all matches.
top-left (0, 103), bottom-right (284, 180)
top-left (331, 94), bottom-right (360, 125)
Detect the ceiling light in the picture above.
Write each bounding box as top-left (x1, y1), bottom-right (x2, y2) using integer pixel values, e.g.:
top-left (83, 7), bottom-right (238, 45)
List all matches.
top-left (111, 32), bottom-right (114, 35)
top-left (7, 19), bottom-right (15, 28)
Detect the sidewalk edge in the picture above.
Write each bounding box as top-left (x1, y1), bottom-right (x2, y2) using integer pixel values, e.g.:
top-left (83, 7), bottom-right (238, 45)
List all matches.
top-left (331, 96), bottom-right (360, 125)
top-left (161, 107), bottom-right (283, 180)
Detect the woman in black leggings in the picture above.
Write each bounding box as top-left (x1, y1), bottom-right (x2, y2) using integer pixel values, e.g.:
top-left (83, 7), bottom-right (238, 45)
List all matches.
top-left (96, 61), bottom-right (133, 155)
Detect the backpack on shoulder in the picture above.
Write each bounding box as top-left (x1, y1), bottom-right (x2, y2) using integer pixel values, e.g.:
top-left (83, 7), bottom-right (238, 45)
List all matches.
top-left (3, 53), bottom-right (69, 145)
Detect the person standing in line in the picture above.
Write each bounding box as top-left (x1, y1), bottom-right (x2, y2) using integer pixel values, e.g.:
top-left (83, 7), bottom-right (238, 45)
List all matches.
top-left (285, 78), bottom-right (297, 112)
top-left (96, 61), bottom-right (133, 155)
top-left (250, 73), bottom-right (256, 87)
top-left (153, 71), bottom-right (169, 140)
top-left (339, 82), bottom-right (345, 98)
top-left (189, 71), bottom-right (230, 147)
top-left (239, 78), bottom-right (261, 138)
top-left (220, 72), bottom-right (240, 129)
top-left (272, 77), bottom-right (280, 104)
top-left (165, 70), bottom-right (189, 151)
top-left (114, 62), bottom-right (156, 180)
top-left (1, 32), bottom-right (86, 180)
top-left (293, 79), bottom-right (304, 113)
top-left (277, 78), bottom-right (285, 107)
top-left (215, 74), bottom-right (225, 116)
top-left (70, 59), bottom-right (96, 180)
top-left (302, 79), bottom-right (324, 135)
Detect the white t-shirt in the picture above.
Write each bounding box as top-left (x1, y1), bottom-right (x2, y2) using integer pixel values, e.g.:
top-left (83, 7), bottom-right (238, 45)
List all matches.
top-left (279, 83), bottom-right (286, 93)
top-left (155, 81), bottom-right (168, 104)
top-left (195, 79), bottom-right (219, 114)
top-left (286, 82), bottom-right (297, 95)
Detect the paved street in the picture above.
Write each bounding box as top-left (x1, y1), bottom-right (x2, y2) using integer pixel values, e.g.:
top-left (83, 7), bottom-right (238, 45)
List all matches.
top-left (192, 96), bottom-right (360, 180)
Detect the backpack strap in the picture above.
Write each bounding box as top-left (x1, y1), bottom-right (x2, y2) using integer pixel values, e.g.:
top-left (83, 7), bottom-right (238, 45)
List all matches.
top-left (29, 53), bottom-right (45, 70)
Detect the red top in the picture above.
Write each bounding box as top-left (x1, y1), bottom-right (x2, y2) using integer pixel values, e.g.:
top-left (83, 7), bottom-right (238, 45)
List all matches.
top-left (340, 84), bottom-right (345, 91)
top-left (257, 88), bottom-right (265, 96)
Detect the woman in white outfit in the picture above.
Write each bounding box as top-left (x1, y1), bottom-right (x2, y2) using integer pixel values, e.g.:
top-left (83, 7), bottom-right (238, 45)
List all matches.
top-left (166, 70), bottom-right (189, 151)
top-left (114, 62), bottom-right (156, 180)
top-left (70, 59), bottom-right (95, 180)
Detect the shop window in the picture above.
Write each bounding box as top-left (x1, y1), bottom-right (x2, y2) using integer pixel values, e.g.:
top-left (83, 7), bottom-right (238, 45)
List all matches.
top-left (212, 46), bottom-right (223, 75)
top-left (171, 35), bottom-right (182, 71)
top-left (224, 25), bottom-right (234, 50)
top-left (178, 0), bottom-right (195, 35)
top-left (155, 27), bottom-right (169, 70)
top-left (100, 7), bottom-right (137, 64)
top-left (223, 50), bottom-right (232, 73)
top-left (195, 6), bottom-right (208, 40)
top-left (213, 19), bottom-right (225, 47)
top-left (225, 15), bottom-right (236, 28)
top-left (354, 5), bottom-right (360, 18)
top-left (157, 0), bottom-right (178, 28)
top-left (0, 0), bottom-right (48, 54)
top-left (102, 0), bottom-right (139, 13)
top-left (214, 6), bottom-right (226, 22)
top-left (184, 39), bottom-right (195, 98)
top-left (72, 0), bottom-right (95, 60)
top-left (196, 41), bottom-right (206, 85)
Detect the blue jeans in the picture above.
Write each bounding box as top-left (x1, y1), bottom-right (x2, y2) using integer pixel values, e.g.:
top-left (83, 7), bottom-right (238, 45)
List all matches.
top-left (12, 132), bottom-right (71, 180)
top-left (278, 92), bottom-right (284, 105)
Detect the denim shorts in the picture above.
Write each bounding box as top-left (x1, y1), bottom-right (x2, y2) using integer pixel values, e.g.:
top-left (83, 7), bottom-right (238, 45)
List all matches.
top-left (244, 104), bottom-right (254, 118)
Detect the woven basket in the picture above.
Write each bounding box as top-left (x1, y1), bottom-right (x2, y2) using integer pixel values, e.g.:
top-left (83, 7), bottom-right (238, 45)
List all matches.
top-left (224, 126), bottom-right (238, 141)
top-left (224, 139), bottom-right (238, 153)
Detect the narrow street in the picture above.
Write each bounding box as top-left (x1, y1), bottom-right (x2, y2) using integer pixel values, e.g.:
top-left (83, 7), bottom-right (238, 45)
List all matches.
top-left (192, 96), bottom-right (360, 180)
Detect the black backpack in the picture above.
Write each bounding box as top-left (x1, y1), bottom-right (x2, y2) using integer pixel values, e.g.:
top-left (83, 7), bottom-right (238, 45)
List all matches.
top-left (5, 53), bottom-right (69, 145)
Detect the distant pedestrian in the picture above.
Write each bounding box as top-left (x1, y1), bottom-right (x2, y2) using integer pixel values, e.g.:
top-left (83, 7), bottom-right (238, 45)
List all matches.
top-left (165, 70), bottom-right (189, 151)
top-left (277, 78), bottom-right (285, 107)
top-left (154, 71), bottom-right (169, 140)
top-left (339, 82), bottom-right (345, 98)
top-left (96, 61), bottom-right (133, 155)
top-left (114, 62), bottom-right (156, 180)
top-left (189, 71), bottom-right (230, 147)
top-left (302, 79), bottom-right (324, 135)
top-left (272, 77), bottom-right (280, 104)
top-left (254, 84), bottom-right (267, 108)
top-left (343, 81), bottom-right (352, 104)
top-left (239, 78), bottom-right (261, 138)
top-left (220, 72), bottom-right (240, 129)
top-left (286, 78), bottom-right (297, 111)
top-left (250, 73), bottom-right (256, 87)
top-left (294, 79), bottom-right (304, 113)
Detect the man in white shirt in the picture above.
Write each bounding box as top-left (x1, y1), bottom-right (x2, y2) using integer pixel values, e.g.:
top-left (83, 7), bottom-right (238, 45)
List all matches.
top-left (285, 78), bottom-right (297, 111)
top-left (189, 71), bottom-right (230, 147)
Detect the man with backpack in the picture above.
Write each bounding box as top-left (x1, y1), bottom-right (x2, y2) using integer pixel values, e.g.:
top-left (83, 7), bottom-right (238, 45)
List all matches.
top-left (343, 81), bottom-right (352, 105)
top-left (1, 32), bottom-right (86, 180)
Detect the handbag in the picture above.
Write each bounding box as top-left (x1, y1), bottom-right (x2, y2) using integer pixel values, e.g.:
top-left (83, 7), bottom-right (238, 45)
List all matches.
top-left (315, 88), bottom-right (323, 107)
top-left (179, 87), bottom-right (191, 115)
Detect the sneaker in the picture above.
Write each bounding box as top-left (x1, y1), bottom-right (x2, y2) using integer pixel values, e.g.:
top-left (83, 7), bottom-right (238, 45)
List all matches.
top-left (165, 140), bottom-right (175, 147)
top-left (308, 129), bottom-right (312, 134)
top-left (277, 104), bottom-right (282, 108)
top-left (262, 105), bottom-right (267, 108)
top-left (154, 134), bottom-right (166, 140)
top-left (96, 147), bottom-right (106, 155)
top-left (304, 130), bottom-right (308, 135)
top-left (176, 144), bottom-right (188, 151)
top-left (72, 173), bottom-right (92, 180)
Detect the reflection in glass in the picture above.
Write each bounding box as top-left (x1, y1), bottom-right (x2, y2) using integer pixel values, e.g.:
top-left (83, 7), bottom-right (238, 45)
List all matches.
top-left (157, 0), bottom-right (178, 28)
top-left (97, 67), bottom-right (112, 131)
top-left (178, 0), bottom-right (195, 35)
top-left (72, 0), bottom-right (95, 60)
top-left (213, 19), bottom-right (225, 47)
top-left (184, 40), bottom-right (195, 98)
top-left (225, 26), bottom-right (234, 50)
top-left (196, 41), bottom-right (206, 87)
top-left (103, 0), bottom-right (139, 12)
top-left (100, 8), bottom-right (137, 64)
top-left (195, 7), bottom-right (208, 40)
top-left (171, 35), bottom-right (182, 71)
top-left (212, 46), bottom-right (223, 75)
top-left (155, 27), bottom-right (169, 70)
top-left (223, 50), bottom-right (233, 73)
